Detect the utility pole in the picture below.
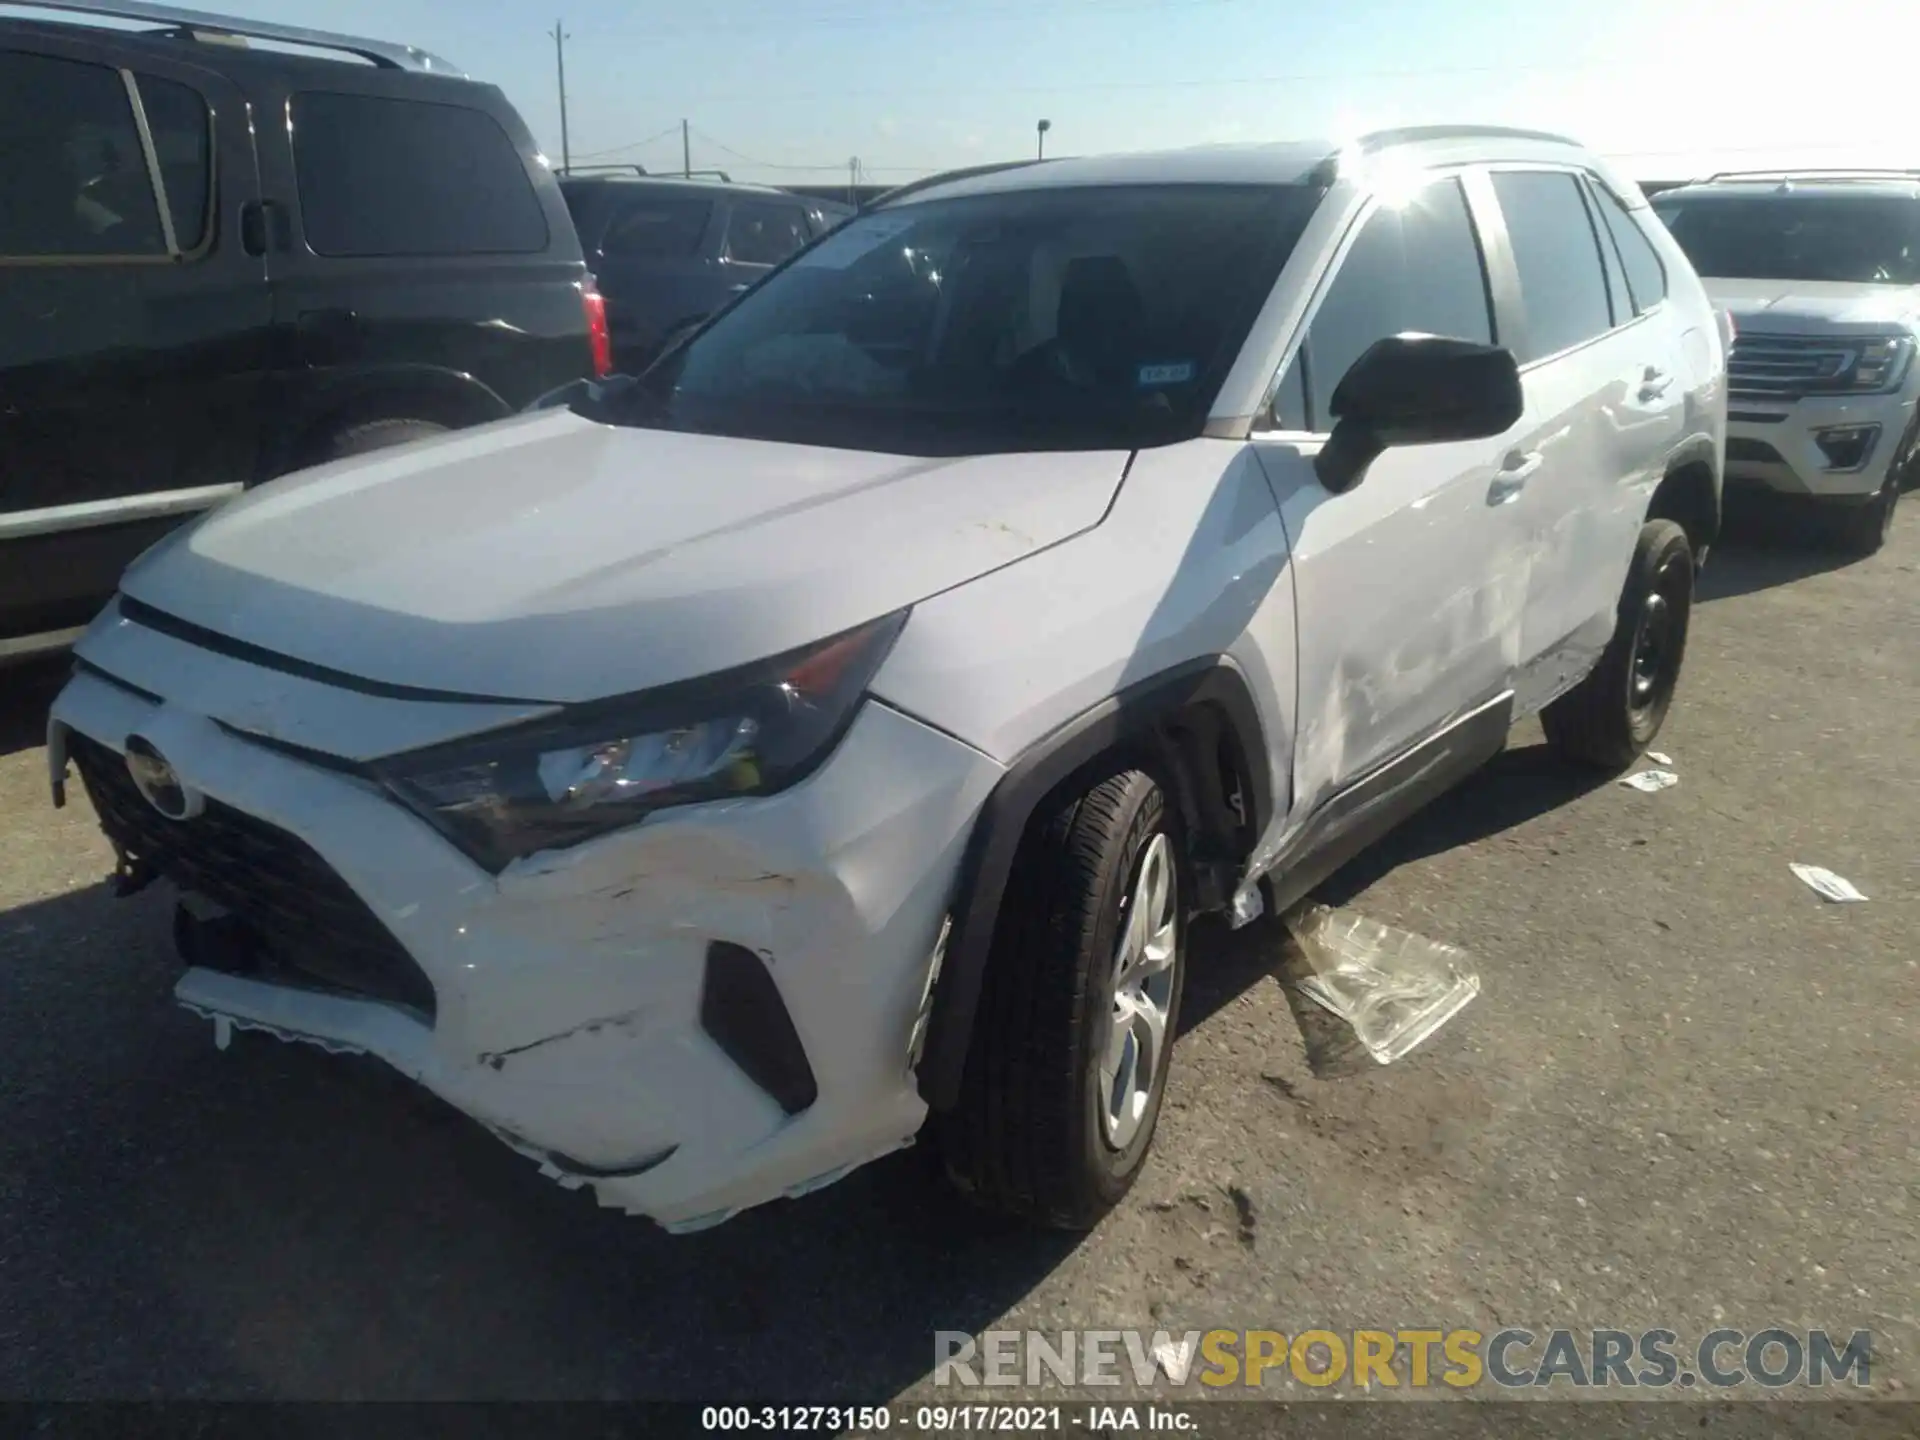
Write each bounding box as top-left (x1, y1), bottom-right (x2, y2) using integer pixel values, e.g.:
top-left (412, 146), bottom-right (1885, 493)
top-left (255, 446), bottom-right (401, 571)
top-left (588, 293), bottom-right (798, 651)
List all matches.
top-left (847, 156), bottom-right (860, 206)
top-left (550, 20), bottom-right (570, 172)
top-left (682, 119), bottom-right (691, 178)
top-left (1036, 118), bottom-right (1051, 160)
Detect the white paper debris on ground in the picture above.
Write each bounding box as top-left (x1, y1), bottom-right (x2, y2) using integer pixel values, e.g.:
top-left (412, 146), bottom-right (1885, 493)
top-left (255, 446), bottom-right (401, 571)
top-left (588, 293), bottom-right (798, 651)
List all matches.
top-left (1789, 864), bottom-right (1868, 903)
top-left (1284, 905), bottom-right (1480, 1065)
top-left (1619, 768), bottom-right (1680, 793)
top-left (1646, 752), bottom-right (1673, 766)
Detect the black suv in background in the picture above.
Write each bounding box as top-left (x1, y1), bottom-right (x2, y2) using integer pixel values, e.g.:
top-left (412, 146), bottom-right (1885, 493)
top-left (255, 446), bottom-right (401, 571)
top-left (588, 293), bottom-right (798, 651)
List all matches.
top-left (559, 171), bottom-right (850, 370)
top-left (0, 1), bottom-right (606, 664)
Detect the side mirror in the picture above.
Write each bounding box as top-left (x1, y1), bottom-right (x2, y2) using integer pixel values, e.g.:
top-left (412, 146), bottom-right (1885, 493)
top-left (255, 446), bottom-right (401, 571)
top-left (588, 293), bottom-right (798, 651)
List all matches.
top-left (1313, 335), bottom-right (1523, 493)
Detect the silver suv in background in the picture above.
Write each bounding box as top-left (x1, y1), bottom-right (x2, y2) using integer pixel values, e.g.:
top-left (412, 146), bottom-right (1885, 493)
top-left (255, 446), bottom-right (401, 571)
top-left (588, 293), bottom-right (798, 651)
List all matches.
top-left (1652, 171), bottom-right (1920, 554)
top-left (49, 127), bottom-right (1726, 1232)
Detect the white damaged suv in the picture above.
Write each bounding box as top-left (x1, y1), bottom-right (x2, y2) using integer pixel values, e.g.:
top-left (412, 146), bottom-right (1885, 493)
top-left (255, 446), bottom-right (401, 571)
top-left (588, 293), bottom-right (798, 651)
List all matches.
top-left (1652, 171), bottom-right (1919, 553)
top-left (49, 128), bottom-right (1727, 1232)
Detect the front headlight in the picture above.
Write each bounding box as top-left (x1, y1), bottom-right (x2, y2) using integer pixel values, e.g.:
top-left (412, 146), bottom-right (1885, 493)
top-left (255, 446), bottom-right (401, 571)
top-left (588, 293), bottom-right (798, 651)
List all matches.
top-left (1852, 335), bottom-right (1914, 392)
top-left (376, 611), bottom-right (908, 872)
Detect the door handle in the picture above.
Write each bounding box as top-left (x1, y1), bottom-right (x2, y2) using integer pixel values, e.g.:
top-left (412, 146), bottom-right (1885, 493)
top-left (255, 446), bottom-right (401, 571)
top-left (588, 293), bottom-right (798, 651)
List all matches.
top-left (1639, 367), bottom-right (1673, 401)
top-left (1487, 450), bottom-right (1542, 504)
top-left (239, 199), bottom-right (290, 256)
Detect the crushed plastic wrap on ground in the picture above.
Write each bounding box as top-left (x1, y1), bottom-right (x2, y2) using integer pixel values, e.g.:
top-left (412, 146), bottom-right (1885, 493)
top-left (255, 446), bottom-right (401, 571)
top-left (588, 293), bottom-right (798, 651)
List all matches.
top-left (1284, 905), bottom-right (1481, 1065)
top-left (1789, 864), bottom-right (1868, 903)
top-left (1619, 768), bottom-right (1679, 793)
top-left (1646, 751), bottom-right (1674, 766)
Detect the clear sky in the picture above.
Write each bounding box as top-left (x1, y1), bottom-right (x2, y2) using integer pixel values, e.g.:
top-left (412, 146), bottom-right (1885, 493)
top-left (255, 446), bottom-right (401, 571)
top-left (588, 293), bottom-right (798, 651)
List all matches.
top-left (122, 0), bottom-right (1920, 182)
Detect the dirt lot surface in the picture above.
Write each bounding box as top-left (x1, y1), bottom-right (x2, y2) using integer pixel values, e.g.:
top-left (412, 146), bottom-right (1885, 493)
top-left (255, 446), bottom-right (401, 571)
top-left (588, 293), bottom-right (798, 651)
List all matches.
top-left (1, 511), bottom-right (1914, 1421)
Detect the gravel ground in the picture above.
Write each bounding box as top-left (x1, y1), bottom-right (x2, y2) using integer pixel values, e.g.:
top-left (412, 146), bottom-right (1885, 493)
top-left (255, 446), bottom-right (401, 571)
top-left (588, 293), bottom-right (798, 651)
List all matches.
top-left (0, 508), bottom-right (1914, 1417)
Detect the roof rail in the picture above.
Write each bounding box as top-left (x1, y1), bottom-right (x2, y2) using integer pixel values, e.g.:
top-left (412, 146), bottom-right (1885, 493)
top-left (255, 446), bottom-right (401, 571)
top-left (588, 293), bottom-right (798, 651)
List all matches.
top-left (11, 0), bottom-right (461, 73)
top-left (559, 166), bottom-right (740, 184)
top-left (1352, 124), bottom-right (1581, 154)
top-left (862, 159), bottom-right (1047, 211)
top-left (1702, 167), bottom-right (1920, 184)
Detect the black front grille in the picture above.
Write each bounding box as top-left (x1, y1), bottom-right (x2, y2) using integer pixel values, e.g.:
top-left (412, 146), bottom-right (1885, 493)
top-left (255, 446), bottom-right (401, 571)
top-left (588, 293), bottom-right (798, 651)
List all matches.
top-left (67, 731), bottom-right (437, 1020)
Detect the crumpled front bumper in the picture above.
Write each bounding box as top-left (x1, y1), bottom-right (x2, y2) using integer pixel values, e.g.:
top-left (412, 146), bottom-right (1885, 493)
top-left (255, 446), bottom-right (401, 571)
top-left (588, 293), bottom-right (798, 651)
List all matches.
top-left (50, 660), bottom-right (1001, 1231)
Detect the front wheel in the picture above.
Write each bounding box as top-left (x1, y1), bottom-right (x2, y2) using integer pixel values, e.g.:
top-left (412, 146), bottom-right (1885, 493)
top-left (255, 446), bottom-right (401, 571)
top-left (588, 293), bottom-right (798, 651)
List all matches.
top-left (1834, 477), bottom-right (1899, 557)
top-left (938, 767), bottom-right (1187, 1229)
top-left (1543, 518), bottom-right (1694, 770)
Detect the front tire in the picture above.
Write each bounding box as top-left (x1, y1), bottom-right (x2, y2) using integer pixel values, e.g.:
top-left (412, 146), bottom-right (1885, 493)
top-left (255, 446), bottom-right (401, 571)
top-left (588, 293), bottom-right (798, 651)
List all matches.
top-left (939, 768), bottom-right (1187, 1229)
top-left (1834, 477), bottom-right (1898, 557)
top-left (1543, 519), bottom-right (1694, 770)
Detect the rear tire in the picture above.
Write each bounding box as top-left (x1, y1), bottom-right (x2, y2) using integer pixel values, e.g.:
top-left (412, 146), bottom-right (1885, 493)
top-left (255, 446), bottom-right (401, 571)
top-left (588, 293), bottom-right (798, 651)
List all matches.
top-left (1543, 519), bottom-right (1693, 770)
top-left (322, 417), bottom-right (448, 461)
top-left (938, 767), bottom-right (1187, 1229)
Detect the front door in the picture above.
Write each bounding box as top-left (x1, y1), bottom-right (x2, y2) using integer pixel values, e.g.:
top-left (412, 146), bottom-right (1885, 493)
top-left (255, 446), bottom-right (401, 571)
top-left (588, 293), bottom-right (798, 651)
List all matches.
top-left (1249, 172), bottom-right (1530, 825)
top-left (0, 36), bottom-right (267, 648)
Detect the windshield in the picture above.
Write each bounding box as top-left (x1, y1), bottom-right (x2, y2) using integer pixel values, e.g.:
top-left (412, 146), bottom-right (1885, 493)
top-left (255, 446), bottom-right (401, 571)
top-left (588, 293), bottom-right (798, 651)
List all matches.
top-left (586, 183), bottom-right (1321, 455)
top-left (1652, 192), bottom-right (1920, 285)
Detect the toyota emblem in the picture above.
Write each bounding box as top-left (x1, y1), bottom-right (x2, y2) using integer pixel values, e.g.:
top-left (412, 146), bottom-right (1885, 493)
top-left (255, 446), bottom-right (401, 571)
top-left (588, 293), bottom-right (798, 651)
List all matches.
top-left (125, 736), bottom-right (200, 820)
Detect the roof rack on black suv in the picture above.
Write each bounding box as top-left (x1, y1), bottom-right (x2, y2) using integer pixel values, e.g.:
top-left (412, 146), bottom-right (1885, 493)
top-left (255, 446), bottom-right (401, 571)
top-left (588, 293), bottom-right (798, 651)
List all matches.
top-left (17, 0), bottom-right (461, 71)
top-left (1, 0), bottom-right (605, 663)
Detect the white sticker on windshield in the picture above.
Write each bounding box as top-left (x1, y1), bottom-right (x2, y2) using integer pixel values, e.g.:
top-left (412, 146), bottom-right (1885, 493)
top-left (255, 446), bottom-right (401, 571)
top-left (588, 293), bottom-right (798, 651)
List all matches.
top-left (794, 214), bottom-right (917, 270)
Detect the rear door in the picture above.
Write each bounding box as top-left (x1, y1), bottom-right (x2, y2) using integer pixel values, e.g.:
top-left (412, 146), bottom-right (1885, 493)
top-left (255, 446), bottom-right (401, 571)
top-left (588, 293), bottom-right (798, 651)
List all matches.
top-left (581, 187), bottom-right (722, 367)
top-left (717, 195), bottom-right (815, 290)
top-left (0, 35), bottom-right (267, 649)
top-left (248, 68), bottom-right (591, 424)
top-left (1249, 173), bottom-right (1530, 821)
top-left (1478, 168), bottom-right (1686, 712)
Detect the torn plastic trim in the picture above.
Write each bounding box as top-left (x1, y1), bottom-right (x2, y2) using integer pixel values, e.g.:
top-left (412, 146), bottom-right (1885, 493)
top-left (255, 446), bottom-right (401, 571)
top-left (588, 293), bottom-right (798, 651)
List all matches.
top-left (487, 1125), bottom-right (680, 1185)
top-left (1231, 689), bottom-right (1513, 926)
top-left (178, 997), bottom-right (371, 1059)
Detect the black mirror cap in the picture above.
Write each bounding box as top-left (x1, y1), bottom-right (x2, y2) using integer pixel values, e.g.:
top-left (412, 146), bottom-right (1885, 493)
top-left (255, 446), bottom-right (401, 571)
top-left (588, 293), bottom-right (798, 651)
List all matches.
top-left (1330, 334), bottom-right (1523, 445)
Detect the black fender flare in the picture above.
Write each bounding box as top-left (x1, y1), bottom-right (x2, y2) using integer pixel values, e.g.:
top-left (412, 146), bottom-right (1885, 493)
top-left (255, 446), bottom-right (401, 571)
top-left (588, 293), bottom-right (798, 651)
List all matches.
top-left (1651, 433), bottom-right (1723, 528)
top-left (915, 657), bottom-right (1273, 1111)
top-left (259, 365), bottom-right (512, 480)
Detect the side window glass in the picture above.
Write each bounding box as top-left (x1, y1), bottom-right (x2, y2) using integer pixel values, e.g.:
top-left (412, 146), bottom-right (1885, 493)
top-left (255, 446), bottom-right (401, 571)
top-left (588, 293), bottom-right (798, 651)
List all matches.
top-left (1585, 181), bottom-right (1632, 326)
top-left (292, 92), bottom-right (549, 257)
top-left (1592, 184), bottom-right (1669, 314)
top-left (136, 75), bottom-right (211, 252)
top-left (1271, 351), bottom-right (1308, 430)
top-left (1491, 170), bottom-right (1613, 361)
top-left (1299, 177), bottom-right (1493, 428)
top-left (0, 50), bottom-right (164, 259)
top-left (725, 201), bottom-right (812, 266)
top-left (603, 197), bottom-right (712, 259)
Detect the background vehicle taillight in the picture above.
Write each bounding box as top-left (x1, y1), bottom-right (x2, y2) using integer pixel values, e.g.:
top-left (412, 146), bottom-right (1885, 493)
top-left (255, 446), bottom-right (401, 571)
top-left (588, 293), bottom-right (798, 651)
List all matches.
top-left (582, 277), bottom-right (612, 377)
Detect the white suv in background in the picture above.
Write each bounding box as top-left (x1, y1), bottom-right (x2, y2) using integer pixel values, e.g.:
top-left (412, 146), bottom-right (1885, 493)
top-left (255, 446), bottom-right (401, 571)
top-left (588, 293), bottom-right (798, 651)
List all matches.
top-left (1652, 171), bottom-right (1920, 554)
top-left (48, 127), bottom-right (1726, 1233)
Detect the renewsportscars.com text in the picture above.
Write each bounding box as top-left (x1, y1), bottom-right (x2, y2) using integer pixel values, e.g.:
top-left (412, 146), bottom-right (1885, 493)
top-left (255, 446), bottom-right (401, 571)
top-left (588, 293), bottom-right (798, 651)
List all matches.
top-left (934, 1327), bottom-right (1874, 1390)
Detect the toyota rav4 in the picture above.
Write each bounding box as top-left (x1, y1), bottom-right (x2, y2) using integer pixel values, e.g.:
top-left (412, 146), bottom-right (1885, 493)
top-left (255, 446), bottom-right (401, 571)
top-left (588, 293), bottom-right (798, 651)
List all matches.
top-left (48, 127), bottom-right (1727, 1233)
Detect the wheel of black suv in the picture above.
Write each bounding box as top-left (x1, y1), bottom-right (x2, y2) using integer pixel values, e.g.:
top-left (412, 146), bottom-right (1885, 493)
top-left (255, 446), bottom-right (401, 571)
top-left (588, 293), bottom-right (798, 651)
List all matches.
top-left (1542, 518), bottom-right (1694, 770)
top-left (323, 417), bottom-right (448, 460)
top-left (1834, 476), bottom-right (1899, 557)
top-left (939, 767), bottom-right (1187, 1229)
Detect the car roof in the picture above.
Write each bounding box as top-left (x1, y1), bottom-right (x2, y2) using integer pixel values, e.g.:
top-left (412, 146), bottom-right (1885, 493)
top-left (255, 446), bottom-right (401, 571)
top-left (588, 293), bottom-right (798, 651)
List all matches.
top-left (882, 127), bottom-right (1623, 207)
top-left (1, 14), bottom-right (484, 89)
top-left (557, 175), bottom-right (826, 204)
top-left (1660, 176), bottom-right (1920, 201)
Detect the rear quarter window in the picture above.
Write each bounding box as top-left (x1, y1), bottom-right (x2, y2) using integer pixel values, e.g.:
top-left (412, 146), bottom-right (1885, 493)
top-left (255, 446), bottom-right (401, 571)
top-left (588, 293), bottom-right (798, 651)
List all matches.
top-left (291, 91), bottom-right (549, 257)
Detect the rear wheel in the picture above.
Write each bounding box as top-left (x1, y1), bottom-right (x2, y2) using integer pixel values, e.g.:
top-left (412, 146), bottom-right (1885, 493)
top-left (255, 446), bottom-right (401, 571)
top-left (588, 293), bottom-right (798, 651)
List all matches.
top-left (939, 767), bottom-right (1186, 1229)
top-left (1543, 519), bottom-right (1694, 769)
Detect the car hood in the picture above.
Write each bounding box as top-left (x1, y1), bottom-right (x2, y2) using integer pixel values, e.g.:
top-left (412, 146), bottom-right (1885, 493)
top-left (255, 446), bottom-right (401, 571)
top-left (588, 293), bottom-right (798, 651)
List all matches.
top-left (117, 410), bottom-right (1130, 703)
top-left (1704, 278), bottom-right (1920, 334)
